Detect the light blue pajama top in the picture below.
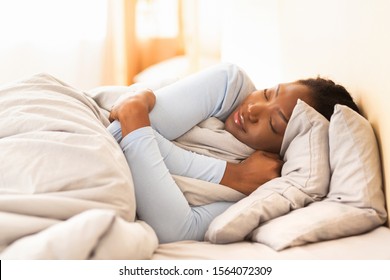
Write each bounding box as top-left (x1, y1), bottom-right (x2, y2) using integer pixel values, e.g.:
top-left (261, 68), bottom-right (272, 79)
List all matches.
top-left (107, 63), bottom-right (256, 243)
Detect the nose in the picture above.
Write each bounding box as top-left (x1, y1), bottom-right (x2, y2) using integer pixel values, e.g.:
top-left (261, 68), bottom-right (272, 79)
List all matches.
top-left (247, 102), bottom-right (264, 123)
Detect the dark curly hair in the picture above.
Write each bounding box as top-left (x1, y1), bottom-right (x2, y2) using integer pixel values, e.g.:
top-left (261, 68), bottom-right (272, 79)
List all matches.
top-left (296, 77), bottom-right (360, 120)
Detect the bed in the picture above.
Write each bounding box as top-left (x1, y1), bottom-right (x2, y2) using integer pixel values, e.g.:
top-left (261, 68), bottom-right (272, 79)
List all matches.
top-left (0, 65), bottom-right (389, 260)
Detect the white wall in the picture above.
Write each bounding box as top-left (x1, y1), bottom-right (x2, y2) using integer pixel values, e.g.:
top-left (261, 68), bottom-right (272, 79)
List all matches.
top-left (0, 0), bottom-right (108, 90)
top-left (277, 0), bottom-right (390, 220)
top-left (220, 0), bottom-right (282, 88)
top-left (220, 0), bottom-right (390, 108)
top-left (278, 0), bottom-right (390, 103)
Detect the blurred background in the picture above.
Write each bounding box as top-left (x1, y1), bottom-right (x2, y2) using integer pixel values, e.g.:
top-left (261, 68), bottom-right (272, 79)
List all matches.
top-left (0, 0), bottom-right (389, 95)
top-left (0, 0), bottom-right (282, 90)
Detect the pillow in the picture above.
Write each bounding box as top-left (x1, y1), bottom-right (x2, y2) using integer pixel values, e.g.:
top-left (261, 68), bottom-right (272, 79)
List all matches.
top-left (326, 105), bottom-right (387, 218)
top-left (0, 73), bottom-right (136, 225)
top-left (205, 100), bottom-right (330, 243)
top-left (250, 105), bottom-right (387, 250)
top-left (133, 55), bottom-right (219, 85)
top-left (133, 56), bottom-right (190, 84)
top-left (251, 201), bottom-right (383, 250)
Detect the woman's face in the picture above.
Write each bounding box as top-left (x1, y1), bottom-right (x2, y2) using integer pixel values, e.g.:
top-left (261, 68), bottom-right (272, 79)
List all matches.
top-left (225, 82), bottom-right (313, 154)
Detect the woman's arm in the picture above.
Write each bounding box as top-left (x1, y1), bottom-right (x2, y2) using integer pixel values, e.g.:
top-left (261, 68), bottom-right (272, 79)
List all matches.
top-left (149, 63), bottom-right (256, 139)
top-left (221, 151), bottom-right (283, 195)
top-left (146, 63), bottom-right (284, 191)
top-left (111, 90), bottom-right (233, 243)
top-left (108, 119), bottom-right (226, 184)
top-left (109, 64), bottom-right (256, 185)
top-left (109, 117), bottom-right (282, 193)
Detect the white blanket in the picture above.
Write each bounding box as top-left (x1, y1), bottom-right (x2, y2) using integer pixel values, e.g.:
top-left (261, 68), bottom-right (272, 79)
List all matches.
top-left (0, 74), bottom-right (158, 259)
top-left (1, 209), bottom-right (157, 259)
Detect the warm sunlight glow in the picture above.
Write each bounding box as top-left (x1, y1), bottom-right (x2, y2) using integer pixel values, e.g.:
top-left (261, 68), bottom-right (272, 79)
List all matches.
top-left (0, 0), bottom-right (108, 89)
top-left (136, 0), bottom-right (179, 38)
top-left (0, 0), bottom-right (107, 46)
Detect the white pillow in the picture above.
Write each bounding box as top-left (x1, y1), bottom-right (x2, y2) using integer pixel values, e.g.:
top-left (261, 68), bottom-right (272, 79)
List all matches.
top-left (251, 201), bottom-right (383, 250)
top-left (326, 105), bottom-right (387, 219)
top-left (205, 100), bottom-right (330, 243)
top-left (0, 73), bottom-right (136, 225)
top-left (251, 105), bottom-right (387, 250)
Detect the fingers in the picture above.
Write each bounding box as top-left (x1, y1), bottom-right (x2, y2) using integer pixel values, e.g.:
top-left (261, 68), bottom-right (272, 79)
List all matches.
top-left (256, 151), bottom-right (283, 180)
top-left (109, 89), bottom-right (156, 123)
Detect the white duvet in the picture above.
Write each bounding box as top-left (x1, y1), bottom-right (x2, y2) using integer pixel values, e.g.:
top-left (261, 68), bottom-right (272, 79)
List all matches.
top-left (0, 74), bottom-right (158, 259)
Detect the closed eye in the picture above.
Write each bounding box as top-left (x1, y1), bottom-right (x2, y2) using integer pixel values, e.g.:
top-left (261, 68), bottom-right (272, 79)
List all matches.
top-left (269, 117), bottom-right (277, 134)
top-left (263, 89), bottom-right (268, 100)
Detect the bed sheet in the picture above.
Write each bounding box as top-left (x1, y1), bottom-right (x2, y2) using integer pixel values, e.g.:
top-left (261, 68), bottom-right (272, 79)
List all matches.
top-left (153, 226), bottom-right (390, 260)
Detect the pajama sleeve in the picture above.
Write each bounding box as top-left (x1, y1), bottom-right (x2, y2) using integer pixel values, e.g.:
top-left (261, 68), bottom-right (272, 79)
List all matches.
top-left (108, 120), bottom-right (226, 183)
top-left (149, 63), bottom-right (256, 140)
top-left (121, 126), bottom-right (234, 243)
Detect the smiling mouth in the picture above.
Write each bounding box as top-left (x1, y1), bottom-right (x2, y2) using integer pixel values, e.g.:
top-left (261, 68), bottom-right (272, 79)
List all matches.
top-left (234, 111), bottom-right (245, 132)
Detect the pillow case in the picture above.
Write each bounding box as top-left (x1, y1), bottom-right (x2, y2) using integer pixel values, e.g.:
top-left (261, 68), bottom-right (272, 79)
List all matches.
top-left (326, 105), bottom-right (387, 218)
top-left (0, 73), bottom-right (136, 225)
top-left (251, 201), bottom-right (383, 250)
top-left (205, 100), bottom-right (330, 243)
top-left (251, 104), bottom-right (387, 250)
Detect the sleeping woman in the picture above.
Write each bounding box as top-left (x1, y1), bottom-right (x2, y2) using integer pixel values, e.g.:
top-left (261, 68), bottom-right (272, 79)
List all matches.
top-left (107, 63), bottom-right (359, 243)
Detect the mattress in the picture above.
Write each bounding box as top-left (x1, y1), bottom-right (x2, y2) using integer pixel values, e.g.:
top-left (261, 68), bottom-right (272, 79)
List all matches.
top-left (152, 226), bottom-right (390, 259)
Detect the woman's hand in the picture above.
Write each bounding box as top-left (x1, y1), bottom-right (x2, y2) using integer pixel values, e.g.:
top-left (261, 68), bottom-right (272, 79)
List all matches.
top-left (220, 151), bottom-right (283, 195)
top-left (109, 89), bottom-right (156, 137)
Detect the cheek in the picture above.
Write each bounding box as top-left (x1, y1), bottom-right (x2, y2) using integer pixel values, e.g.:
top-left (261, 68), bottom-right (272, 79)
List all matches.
top-left (247, 130), bottom-right (283, 153)
top-left (225, 117), bottom-right (283, 153)
top-left (245, 126), bottom-right (269, 149)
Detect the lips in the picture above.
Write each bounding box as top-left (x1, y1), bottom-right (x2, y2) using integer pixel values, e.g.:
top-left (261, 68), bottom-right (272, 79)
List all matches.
top-left (234, 111), bottom-right (245, 132)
